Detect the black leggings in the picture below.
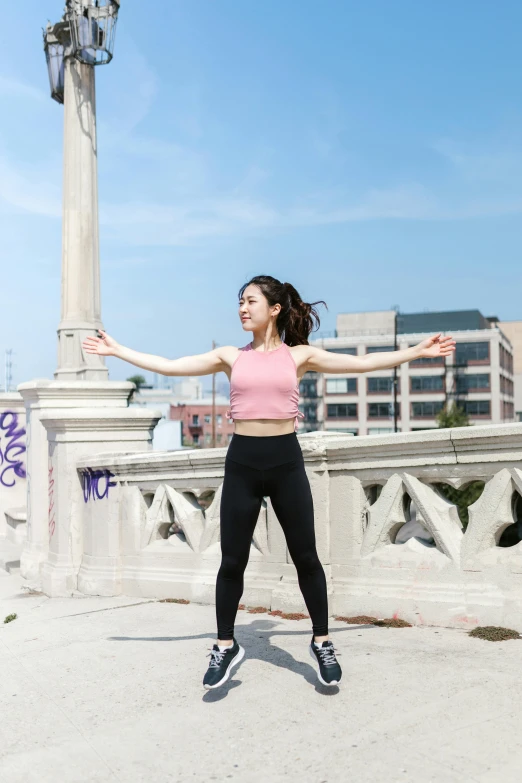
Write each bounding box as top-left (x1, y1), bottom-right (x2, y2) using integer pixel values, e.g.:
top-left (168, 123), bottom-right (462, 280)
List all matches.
top-left (216, 433), bottom-right (328, 639)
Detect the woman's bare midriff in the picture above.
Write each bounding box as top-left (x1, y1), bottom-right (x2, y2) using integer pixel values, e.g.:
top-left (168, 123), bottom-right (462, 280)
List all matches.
top-left (233, 418), bottom-right (296, 437)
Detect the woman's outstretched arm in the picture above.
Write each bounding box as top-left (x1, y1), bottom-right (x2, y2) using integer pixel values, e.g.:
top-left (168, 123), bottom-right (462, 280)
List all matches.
top-left (82, 330), bottom-right (228, 376)
top-left (303, 333), bottom-right (456, 374)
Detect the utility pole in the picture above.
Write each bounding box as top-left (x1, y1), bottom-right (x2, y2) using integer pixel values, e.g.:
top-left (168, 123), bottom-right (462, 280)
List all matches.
top-left (211, 340), bottom-right (217, 448)
top-left (392, 306), bottom-right (400, 433)
top-left (5, 349), bottom-right (13, 392)
top-left (320, 337), bottom-right (326, 431)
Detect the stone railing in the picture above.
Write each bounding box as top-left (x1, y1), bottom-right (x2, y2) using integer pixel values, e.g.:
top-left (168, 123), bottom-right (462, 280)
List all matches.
top-left (68, 424), bottom-right (522, 629)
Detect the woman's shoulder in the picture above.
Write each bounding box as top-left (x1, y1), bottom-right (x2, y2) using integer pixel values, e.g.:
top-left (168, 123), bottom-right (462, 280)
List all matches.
top-left (287, 343), bottom-right (312, 358)
top-left (287, 343), bottom-right (314, 372)
top-left (217, 344), bottom-right (250, 368)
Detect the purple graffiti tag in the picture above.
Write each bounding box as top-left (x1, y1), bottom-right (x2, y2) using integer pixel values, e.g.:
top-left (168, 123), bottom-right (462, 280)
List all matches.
top-left (81, 468), bottom-right (117, 503)
top-left (0, 411), bottom-right (27, 488)
top-left (48, 461), bottom-right (56, 539)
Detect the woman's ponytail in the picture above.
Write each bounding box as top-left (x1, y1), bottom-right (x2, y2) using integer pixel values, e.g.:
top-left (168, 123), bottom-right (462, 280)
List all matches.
top-left (238, 275), bottom-right (326, 346)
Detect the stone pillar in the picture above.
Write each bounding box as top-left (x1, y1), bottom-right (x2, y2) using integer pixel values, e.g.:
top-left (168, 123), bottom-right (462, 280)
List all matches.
top-left (17, 380), bottom-right (135, 583)
top-left (55, 54), bottom-right (107, 381)
top-left (0, 393), bottom-right (27, 538)
top-left (40, 407), bottom-right (161, 597)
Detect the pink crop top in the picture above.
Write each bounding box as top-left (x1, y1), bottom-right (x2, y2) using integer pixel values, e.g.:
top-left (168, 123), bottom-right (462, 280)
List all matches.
top-left (227, 342), bottom-right (304, 429)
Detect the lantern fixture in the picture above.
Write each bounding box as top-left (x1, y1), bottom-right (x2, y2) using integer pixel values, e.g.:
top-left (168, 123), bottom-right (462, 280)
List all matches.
top-left (67, 0), bottom-right (121, 66)
top-left (43, 21), bottom-right (69, 104)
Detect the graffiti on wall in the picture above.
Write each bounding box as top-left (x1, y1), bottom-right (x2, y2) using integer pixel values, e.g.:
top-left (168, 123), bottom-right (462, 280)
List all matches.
top-left (48, 460), bottom-right (56, 539)
top-left (0, 410), bottom-right (27, 488)
top-left (81, 468), bottom-right (117, 503)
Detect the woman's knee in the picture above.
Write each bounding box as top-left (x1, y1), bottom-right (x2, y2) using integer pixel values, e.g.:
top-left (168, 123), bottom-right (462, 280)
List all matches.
top-left (218, 553), bottom-right (249, 581)
top-left (292, 549), bottom-right (323, 576)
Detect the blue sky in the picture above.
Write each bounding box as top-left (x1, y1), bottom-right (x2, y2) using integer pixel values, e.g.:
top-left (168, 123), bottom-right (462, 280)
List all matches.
top-left (1, 0), bottom-right (521, 387)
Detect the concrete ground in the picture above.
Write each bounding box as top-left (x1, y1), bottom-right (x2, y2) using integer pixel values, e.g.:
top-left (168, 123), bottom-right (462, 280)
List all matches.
top-left (0, 572), bottom-right (520, 783)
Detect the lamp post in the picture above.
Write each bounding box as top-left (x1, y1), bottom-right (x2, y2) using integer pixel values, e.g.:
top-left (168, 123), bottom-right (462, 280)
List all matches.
top-left (18, 2), bottom-right (161, 595)
top-left (43, 1), bottom-right (121, 380)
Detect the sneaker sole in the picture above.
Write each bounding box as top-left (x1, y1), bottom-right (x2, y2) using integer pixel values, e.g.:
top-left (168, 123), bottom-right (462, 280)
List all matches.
top-left (203, 645), bottom-right (245, 690)
top-left (309, 645), bottom-right (341, 687)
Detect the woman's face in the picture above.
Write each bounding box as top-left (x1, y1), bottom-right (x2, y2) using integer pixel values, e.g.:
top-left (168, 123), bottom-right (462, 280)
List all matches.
top-left (238, 284), bottom-right (280, 332)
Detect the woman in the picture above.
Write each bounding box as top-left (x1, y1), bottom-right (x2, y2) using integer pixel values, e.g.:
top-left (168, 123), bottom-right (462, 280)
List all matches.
top-left (83, 275), bottom-right (455, 690)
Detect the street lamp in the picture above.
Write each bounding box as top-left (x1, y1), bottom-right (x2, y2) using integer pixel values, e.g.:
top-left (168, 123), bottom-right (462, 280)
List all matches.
top-left (43, 22), bottom-right (68, 103)
top-left (68, 0), bottom-right (120, 66)
top-left (41, 1), bottom-right (122, 381)
top-left (43, 1), bottom-right (121, 104)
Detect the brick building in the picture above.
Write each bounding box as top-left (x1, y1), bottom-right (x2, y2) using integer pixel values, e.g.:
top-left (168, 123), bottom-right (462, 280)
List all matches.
top-left (169, 397), bottom-right (234, 447)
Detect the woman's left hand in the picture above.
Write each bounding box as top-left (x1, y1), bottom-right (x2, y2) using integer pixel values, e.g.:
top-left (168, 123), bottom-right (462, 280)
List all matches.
top-left (417, 333), bottom-right (456, 358)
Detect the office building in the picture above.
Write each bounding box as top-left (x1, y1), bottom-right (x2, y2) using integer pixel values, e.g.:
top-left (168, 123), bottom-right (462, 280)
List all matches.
top-left (300, 309), bottom-right (515, 435)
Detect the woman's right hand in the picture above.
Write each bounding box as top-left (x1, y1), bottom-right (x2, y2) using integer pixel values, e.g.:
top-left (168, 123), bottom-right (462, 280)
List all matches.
top-left (82, 329), bottom-right (120, 357)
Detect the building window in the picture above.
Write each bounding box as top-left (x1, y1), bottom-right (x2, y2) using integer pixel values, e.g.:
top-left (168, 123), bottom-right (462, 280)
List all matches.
top-left (301, 403), bottom-right (318, 422)
top-left (192, 414), bottom-right (199, 426)
top-left (192, 433), bottom-right (200, 445)
top-left (216, 433), bottom-right (222, 443)
top-left (411, 401), bottom-right (444, 418)
top-left (204, 414), bottom-right (211, 424)
top-left (500, 375), bottom-right (514, 396)
top-left (456, 374), bottom-right (490, 393)
top-left (368, 427), bottom-right (396, 434)
top-left (326, 378), bottom-right (357, 394)
top-left (462, 400), bottom-right (491, 417)
top-left (455, 342), bottom-right (489, 364)
top-left (300, 376), bottom-right (318, 397)
top-left (327, 347), bottom-right (357, 355)
top-left (410, 376), bottom-right (444, 392)
top-left (409, 353), bottom-right (445, 367)
top-left (327, 403), bottom-right (357, 419)
top-left (367, 377), bottom-right (394, 393)
top-left (216, 414), bottom-right (222, 425)
top-left (366, 345), bottom-right (394, 353)
top-left (502, 401), bottom-right (515, 420)
top-left (368, 402), bottom-right (398, 418)
top-left (500, 345), bottom-right (514, 374)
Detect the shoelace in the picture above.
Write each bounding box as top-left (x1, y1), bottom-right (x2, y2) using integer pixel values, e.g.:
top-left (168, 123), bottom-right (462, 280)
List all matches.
top-left (316, 644), bottom-right (339, 666)
top-left (207, 648), bottom-right (227, 668)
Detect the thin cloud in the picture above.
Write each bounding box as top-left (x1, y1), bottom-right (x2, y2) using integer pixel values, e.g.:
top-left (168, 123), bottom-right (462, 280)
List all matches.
top-left (0, 75), bottom-right (47, 102)
top-left (432, 137), bottom-right (522, 183)
top-left (100, 39), bottom-right (159, 139)
top-left (0, 155), bottom-right (61, 218)
top-left (2, 127), bottom-right (522, 241)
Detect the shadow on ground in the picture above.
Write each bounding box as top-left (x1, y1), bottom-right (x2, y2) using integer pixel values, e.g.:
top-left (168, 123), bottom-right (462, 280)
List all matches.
top-left (109, 618), bottom-right (377, 700)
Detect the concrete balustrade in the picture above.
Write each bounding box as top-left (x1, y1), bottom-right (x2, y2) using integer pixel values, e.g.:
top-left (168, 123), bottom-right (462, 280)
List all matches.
top-left (69, 423), bottom-right (522, 627)
top-left (34, 423), bottom-right (522, 630)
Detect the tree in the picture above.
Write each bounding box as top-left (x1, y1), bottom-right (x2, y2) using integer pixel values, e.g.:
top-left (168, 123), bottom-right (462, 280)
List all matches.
top-left (127, 374), bottom-right (147, 401)
top-left (435, 402), bottom-right (481, 529)
top-left (436, 403), bottom-right (470, 428)
top-left (127, 374), bottom-right (146, 390)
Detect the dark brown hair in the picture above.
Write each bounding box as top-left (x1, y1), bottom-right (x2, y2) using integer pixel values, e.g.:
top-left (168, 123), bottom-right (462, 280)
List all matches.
top-left (238, 275), bottom-right (326, 346)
